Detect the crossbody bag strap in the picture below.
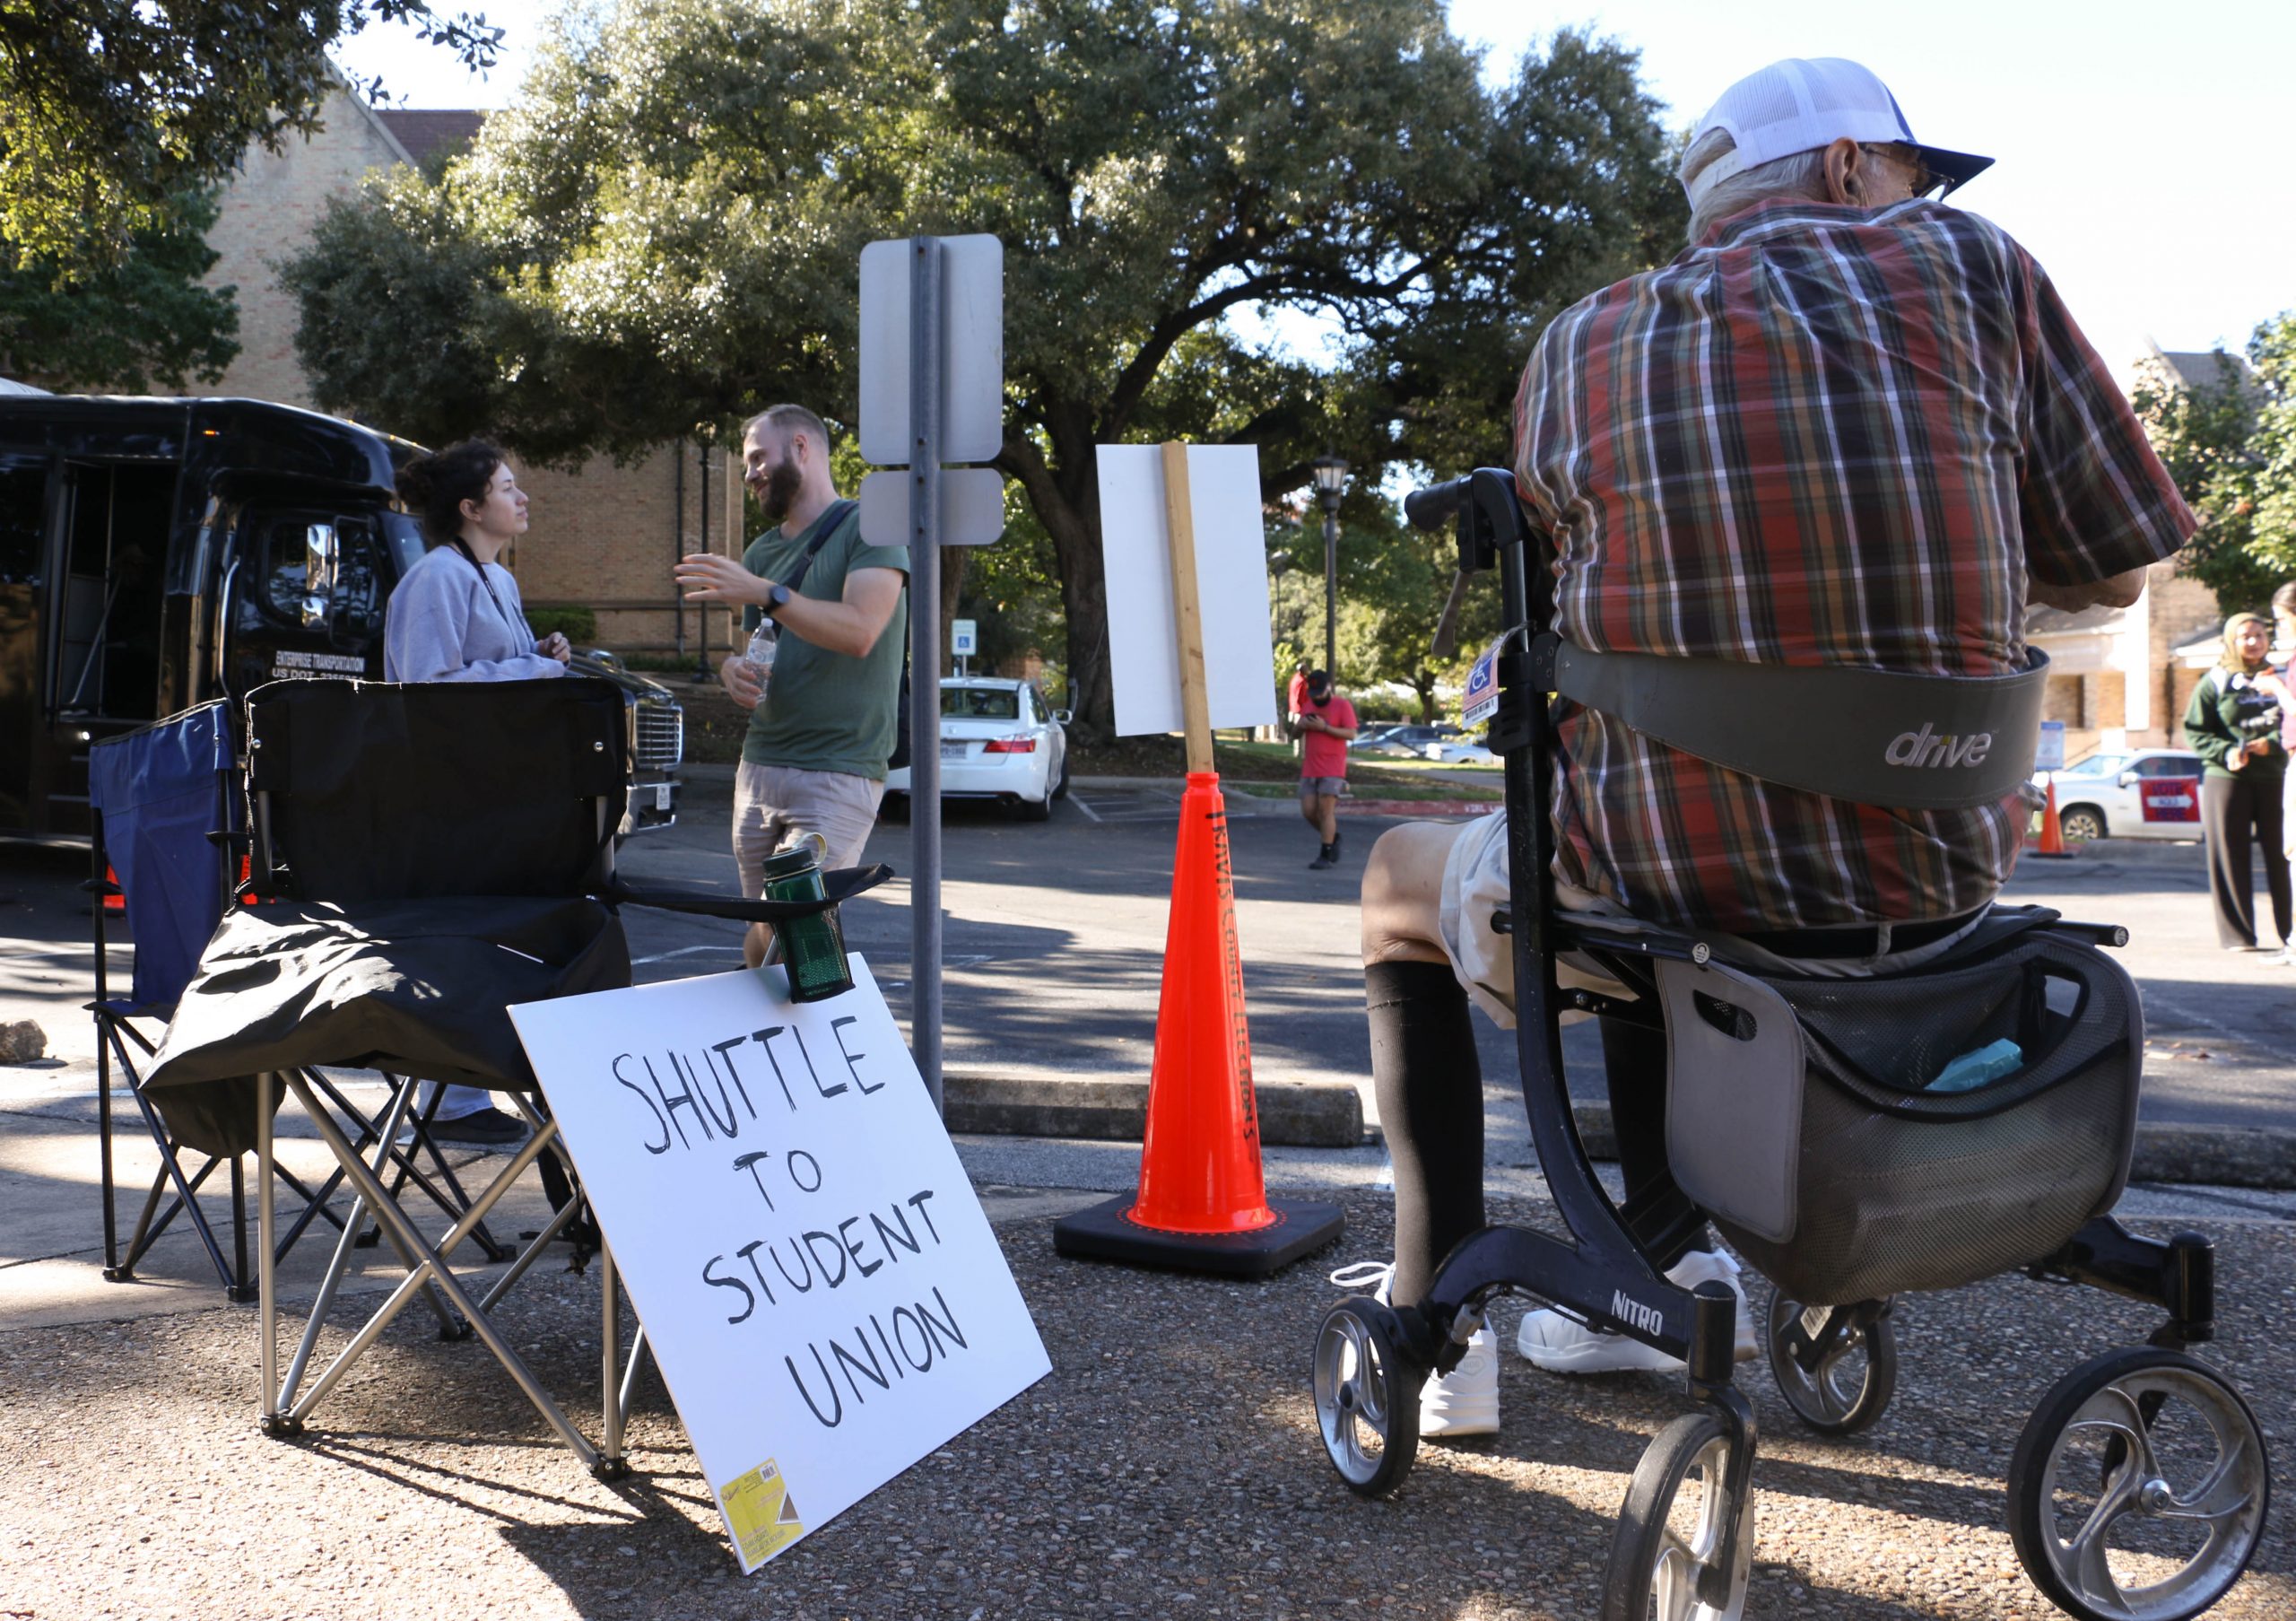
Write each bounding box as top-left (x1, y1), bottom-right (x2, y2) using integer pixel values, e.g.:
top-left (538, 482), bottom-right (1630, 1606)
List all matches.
top-left (777, 499), bottom-right (859, 597)
top-left (448, 538), bottom-right (526, 646)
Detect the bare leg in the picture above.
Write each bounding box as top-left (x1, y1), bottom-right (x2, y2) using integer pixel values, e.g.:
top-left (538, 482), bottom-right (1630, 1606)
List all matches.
top-left (1315, 792), bottom-right (1339, 846)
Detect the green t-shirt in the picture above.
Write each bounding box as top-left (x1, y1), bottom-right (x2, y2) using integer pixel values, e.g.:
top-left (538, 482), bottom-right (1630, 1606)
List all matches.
top-left (738, 501), bottom-right (910, 780)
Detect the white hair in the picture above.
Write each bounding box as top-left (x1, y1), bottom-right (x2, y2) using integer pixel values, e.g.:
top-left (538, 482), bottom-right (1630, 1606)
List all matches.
top-left (1679, 126), bottom-right (1828, 247)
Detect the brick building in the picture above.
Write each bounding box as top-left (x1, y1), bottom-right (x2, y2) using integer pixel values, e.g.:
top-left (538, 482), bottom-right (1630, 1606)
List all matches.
top-left (198, 83), bottom-right (741, 658)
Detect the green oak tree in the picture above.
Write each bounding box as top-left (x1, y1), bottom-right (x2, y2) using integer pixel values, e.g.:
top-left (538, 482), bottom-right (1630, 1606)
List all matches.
top-left (0, 191), bottom-right (239, 391)
top-left (2135, 321), bottom-right (2294, 615)
top-left (1, 0), bottom-right (502, 271)
top-left (283, 0), bottom-right (1686, 733)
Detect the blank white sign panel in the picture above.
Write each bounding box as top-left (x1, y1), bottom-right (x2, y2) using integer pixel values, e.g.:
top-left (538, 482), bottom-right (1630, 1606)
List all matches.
top-left (1096, 445), bottom-right (1277, 738)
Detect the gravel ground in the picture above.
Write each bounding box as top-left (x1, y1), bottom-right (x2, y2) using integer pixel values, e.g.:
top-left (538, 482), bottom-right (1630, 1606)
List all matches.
top-left (3, 1190), bottom-right (2292, 1620)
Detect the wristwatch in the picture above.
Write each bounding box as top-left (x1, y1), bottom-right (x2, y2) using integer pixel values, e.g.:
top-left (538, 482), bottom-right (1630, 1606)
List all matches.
top-left (762, 583), bottom-right (793, 619)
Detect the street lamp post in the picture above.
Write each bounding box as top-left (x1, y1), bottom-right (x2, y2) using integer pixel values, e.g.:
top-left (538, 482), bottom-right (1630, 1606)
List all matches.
top-left (1310, 453), bottom-right (1348, 675)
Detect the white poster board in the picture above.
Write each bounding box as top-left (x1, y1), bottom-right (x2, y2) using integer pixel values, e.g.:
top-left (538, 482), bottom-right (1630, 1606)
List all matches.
top-left (1096, 444), bottom-right (1278, 737)
top-left (509, 959), bottom-right (1049, 1571)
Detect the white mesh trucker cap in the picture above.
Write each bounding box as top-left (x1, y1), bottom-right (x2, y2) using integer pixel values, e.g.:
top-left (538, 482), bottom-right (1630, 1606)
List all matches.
top-left (1683, 57), bottom-right (1993, 207)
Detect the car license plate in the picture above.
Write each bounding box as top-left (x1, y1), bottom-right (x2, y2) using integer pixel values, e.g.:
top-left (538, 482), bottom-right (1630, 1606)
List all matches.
top-left (654, 783), bottom-right (672, 811)
top-left (941, 741), bottom-right (968, 761)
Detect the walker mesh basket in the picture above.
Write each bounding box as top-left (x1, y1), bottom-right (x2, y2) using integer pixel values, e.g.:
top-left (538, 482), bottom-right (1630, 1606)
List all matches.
top-left (1656, 922), bottom-right (2144, 1306)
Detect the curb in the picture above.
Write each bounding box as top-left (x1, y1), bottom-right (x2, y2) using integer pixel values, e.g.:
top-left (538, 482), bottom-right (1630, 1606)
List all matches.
top-left (1564, 1102), bottom-right (2296, 1191)
top-left (944, 1072), bottom-right (1364, 1148)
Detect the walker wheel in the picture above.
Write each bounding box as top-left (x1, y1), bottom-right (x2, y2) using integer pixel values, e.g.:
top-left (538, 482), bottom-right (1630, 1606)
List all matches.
top-left (1764, 1289), bottom-right (1896, 1435)
top-left (2007, 1346), bottom-right (2269, 1621)
top-left (1311, 1298), bottom-right (1422, 1498)
top-left (1603, 1410), bottom-right (1753, 1621)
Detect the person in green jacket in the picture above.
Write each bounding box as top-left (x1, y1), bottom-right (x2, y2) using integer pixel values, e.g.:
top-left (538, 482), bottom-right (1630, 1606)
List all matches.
top-left (2183, 613), bottom-right (2291, 959)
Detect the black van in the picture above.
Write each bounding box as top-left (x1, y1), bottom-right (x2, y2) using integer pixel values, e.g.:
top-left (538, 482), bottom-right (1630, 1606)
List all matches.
top-left (0, 394), bottom-right (683, 841)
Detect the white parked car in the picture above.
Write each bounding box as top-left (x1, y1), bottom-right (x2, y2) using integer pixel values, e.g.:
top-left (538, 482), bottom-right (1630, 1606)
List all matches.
top-left (884, 677), bottom-right (1071, 821)
top-left (1423, 737), bottom-right (1495, 764)
top-left (2031, 748), bottom-right (2205, 842)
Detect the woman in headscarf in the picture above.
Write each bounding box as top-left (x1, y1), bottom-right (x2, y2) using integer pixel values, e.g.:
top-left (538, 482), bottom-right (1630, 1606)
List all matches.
top-left (2182, 612), bottom-right (2291, 961)
top-left (384, 440), bottom-right (573, 1139)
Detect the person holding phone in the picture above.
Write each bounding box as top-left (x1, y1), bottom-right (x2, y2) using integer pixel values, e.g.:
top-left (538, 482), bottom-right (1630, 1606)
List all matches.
top-left (2184, 613), bottom-right (2291, 958)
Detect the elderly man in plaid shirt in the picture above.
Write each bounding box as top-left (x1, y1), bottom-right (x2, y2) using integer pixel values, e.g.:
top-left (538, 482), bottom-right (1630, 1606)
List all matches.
top-left (1344, 58), bottom-right (2196, 1439)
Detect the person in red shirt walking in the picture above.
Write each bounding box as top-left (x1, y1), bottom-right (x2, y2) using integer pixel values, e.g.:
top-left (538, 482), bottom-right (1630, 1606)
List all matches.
top-left (1295, 669), bottom-right (1358, 869)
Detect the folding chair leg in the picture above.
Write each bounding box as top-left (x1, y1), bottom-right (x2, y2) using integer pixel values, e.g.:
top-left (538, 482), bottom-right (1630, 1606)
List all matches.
top-left (230, 1155), bottom-right (253, 1303)
top-left (598, 1242), bottom-right (631, 1480)
top-left (618, 1328), bottom-right (649, 1431)
top-left (281, 1073), bottom-right (602, 1469)
top-left (99, 1028), bottom-right (118, 1275)
top-left (258, 1072), bottom-right (291, 1437)
top-left (278, 1077), bottom-right (463, 1418)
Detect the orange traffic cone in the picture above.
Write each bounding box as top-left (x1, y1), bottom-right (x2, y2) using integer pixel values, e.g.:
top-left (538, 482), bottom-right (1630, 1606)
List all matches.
top-left (1053, 771), bottom-right (1345, 1276)
top-left (2033, 778), bottom-right (2074, 859)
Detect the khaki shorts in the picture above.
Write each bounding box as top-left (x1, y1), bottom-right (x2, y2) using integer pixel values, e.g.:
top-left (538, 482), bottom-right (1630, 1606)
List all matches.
top-left (1436, 810), bottom-right (1990, 1029)
top-left (1299, 776), bottom-right (1348, 803)
top-left (733, 762), bottom-right (884, 901)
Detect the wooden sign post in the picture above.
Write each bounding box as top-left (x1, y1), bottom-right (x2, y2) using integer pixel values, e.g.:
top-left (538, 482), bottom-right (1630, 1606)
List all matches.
top-left (1052, 442), bottom-right (1344, 1277)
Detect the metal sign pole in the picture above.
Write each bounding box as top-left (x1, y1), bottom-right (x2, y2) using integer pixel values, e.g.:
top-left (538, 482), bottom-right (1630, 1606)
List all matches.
top-left (909, 236), bottom-right (945, 1111)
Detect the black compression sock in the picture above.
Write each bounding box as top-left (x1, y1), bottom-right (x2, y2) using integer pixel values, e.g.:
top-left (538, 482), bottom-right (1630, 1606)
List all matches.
top-left (1367, 960), bottom-right (1484, 1305)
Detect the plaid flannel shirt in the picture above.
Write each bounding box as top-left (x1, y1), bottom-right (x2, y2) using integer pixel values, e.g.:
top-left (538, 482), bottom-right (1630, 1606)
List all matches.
top-left (1514, 197), bottom-right (2194, 931)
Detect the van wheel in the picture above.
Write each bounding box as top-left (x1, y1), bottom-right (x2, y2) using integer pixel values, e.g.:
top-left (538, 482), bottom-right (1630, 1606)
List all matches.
top-left (2059, 806), bottom-right (2108, 842)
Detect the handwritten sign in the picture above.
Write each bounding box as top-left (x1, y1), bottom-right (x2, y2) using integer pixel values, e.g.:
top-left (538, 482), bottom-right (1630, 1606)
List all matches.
top-left (509, 958), bottom-right (1050, 1571)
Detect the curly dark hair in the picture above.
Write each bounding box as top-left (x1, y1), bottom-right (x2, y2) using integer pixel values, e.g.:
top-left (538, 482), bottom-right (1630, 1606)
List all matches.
top-left (394, 440), bottom-right (506, 546)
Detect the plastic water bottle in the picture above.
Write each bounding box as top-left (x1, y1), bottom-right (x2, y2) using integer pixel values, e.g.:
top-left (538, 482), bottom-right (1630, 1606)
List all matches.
top-left (1927, 1037), bottom-right (2023, 1093)
top-left (743, 622), bottom-right (778, 690)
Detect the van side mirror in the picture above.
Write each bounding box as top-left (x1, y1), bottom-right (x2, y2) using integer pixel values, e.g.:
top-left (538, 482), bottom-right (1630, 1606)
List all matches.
top-left (2117, 771), bottom-right (2138, 788)
top-left (302, 523), bottom-right (338, 627)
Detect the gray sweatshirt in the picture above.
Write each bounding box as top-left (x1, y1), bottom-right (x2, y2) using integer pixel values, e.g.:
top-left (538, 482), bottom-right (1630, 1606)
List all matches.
top-left (383, 543), bottom-right (566, 684)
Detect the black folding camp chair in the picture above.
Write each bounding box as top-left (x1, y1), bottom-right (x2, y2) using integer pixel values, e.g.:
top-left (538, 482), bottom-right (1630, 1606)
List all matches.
top-left (142, 676), bottom-right (884, 1476)
top-left (87, 702), bottom-right (504, 1301)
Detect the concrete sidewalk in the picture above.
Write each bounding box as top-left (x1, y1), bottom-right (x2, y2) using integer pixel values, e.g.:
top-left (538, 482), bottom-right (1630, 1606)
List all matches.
top-left (2, 1171), bottom-right (2291, 1619)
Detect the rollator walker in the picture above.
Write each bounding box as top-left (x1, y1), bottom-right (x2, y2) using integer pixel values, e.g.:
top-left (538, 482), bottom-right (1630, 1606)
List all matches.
top-left (1309, 469), bottom-right (2271, 1621)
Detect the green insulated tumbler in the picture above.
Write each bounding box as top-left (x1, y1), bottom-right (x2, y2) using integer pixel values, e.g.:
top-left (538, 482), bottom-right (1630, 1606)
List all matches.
top-left (759, 836), bottom-right (853, 1002)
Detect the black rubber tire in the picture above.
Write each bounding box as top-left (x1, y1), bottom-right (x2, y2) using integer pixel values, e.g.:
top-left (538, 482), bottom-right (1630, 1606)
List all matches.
top-left (2007, 1346), bottom-right (2269, 1621)
top-left (1311, 1299), bottom-right (1422, 1499)
top-left (1018, 784), bottom-right (1053, 822)
top-left (2058, 805), bottom-right (2109, 842)
top-left (1764, 1289), bottom-right (1897, 1435)
top-left (1604, 1409), bottom-right (1752, 1620)
top-left (880, 791), bottom-right (909, 824)
top-left (1050, 748), bottom-right (1071, 801)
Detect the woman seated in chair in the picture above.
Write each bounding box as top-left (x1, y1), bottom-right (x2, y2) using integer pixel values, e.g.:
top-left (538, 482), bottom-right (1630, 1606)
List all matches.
top-left (1344, 55), bottom-right (2189, 1442)
top-left (384, 440), bottom-right (574, 1143)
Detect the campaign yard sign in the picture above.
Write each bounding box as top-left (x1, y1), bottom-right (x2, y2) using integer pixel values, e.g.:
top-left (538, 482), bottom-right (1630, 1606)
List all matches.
top-left (510, 958), bottom-right (1050, 1572)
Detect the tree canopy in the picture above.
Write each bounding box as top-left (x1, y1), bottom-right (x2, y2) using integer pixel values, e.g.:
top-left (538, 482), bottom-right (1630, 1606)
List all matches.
top-left (2136, 318), bottom-right (2296, 616)
top-left (0, 0), bottom-right (501, 271)
top-left (283, 0), bottom-right (1687, 732)
top-left (0, 190), bottom-right (240, 392)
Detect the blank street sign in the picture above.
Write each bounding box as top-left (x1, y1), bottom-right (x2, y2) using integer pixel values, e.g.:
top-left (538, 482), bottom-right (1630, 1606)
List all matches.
top-left (858, 466), bottom-right (1007, 548)
top-left (859, 235), bottom-right (1004, 466)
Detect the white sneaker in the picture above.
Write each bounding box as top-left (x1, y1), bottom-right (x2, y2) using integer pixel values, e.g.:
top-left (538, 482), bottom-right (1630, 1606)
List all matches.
top-left (1516, 1249), bottom-right (1760, 1374)
top-left (1328, 1261), bottom-right (1500, 1439)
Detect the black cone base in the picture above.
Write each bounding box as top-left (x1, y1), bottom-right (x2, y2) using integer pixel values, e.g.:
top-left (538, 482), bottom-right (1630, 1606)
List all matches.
top-left (1052, 1192), bottom-right (1345, 1279)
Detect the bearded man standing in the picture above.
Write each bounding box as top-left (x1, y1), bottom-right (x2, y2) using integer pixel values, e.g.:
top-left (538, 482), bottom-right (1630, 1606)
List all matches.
top-left (676, 405), bottom-right (909, 968)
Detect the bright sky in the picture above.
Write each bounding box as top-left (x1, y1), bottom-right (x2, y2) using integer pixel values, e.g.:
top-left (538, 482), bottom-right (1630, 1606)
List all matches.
top-left (336, 0), bottom-right (2293, 378)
